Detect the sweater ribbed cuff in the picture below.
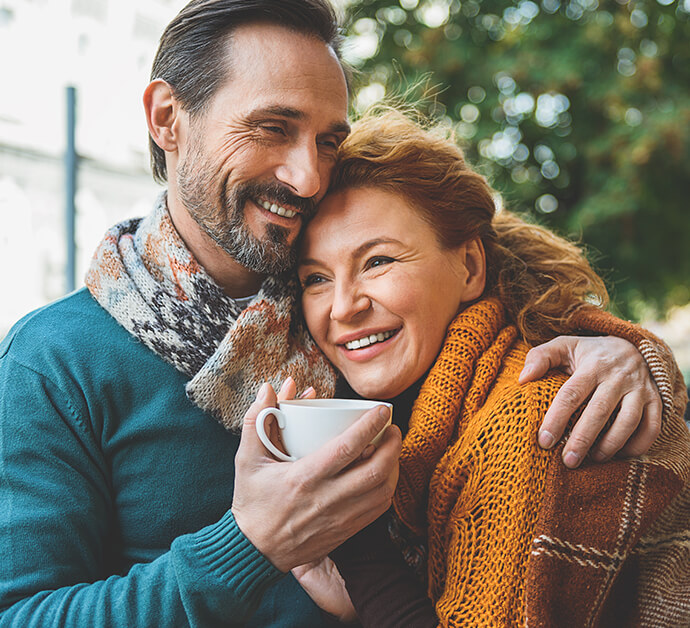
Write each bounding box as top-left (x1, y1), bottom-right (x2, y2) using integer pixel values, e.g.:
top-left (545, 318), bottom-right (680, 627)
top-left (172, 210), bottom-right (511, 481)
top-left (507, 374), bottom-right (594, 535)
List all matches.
top-left (192, 510), bottom-right (284, 602)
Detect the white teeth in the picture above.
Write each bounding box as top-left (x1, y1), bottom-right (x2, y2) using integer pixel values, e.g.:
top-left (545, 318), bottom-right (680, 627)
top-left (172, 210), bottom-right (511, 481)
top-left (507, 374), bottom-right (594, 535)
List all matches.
top-left (258, 199), bottom-right (296, 219)
top-left (345, 329), bottom-right (396, 351)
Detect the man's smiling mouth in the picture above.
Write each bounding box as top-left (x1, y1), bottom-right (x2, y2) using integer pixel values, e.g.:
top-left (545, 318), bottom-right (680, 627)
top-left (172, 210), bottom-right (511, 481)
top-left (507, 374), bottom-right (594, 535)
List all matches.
top-left (256, 198), bottom-right (298, 219)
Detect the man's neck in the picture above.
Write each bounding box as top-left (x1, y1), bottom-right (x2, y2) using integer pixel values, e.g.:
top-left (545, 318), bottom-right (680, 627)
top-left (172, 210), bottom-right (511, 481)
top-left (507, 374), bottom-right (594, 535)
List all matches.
top-left (166, 193), bottom-right (264, 299)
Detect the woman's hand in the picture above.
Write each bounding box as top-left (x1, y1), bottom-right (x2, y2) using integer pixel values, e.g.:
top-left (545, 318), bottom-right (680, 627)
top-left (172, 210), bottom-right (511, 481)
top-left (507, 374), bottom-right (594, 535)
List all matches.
top-left (292, 557), bottom-right (357, 623)
top-left (520, 336), bottom-right (662, 468)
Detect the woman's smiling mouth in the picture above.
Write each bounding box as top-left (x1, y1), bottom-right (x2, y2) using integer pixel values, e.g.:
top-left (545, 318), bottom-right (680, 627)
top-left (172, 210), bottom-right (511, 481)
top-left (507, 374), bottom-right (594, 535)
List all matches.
top-left (342, 328), bottom-right (400, 351)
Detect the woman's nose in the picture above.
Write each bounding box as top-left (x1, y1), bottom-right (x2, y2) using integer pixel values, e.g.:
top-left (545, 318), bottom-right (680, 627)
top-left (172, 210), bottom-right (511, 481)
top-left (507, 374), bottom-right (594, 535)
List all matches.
top-left (329, 282), bottom-right (371, 322)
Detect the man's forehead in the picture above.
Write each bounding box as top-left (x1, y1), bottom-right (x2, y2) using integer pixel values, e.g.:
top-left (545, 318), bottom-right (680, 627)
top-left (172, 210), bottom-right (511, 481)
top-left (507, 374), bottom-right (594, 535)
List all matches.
top-left (212, 24), bottom-right (350, 131)
top-left (225, 23), bottom-right (346, 89)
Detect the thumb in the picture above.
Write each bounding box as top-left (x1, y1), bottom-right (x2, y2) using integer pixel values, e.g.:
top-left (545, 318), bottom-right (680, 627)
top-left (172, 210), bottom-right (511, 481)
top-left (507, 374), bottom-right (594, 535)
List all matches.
top-left (237, 382), bottom-right (278, 460)
top-left (519, 337), bottom-right (571, 383)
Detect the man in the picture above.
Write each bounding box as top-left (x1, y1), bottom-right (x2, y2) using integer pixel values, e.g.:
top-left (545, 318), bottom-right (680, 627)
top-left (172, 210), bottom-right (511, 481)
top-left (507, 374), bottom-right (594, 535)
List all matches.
top-left (0, 1), bottom-right (675, 626)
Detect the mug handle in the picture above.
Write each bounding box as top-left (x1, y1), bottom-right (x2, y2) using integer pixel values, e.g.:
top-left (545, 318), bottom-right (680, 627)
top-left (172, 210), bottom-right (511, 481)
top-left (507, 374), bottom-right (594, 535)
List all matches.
top-left (256, 407), bottom-right (296, 462)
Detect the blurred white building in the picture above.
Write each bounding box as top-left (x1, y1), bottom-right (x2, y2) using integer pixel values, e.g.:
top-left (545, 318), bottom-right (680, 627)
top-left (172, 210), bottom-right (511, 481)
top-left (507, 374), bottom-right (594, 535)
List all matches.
top-left (0, 0), bottom-right (186, 335)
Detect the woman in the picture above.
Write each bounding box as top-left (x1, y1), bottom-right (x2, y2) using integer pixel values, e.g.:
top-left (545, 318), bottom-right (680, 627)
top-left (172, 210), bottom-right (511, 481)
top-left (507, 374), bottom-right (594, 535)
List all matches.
top-left (292, 110), bottom-right (690, 626)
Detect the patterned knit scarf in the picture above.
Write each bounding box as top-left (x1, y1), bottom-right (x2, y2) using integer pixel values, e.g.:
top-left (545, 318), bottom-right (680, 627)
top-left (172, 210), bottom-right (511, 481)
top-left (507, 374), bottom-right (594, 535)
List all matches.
top-left (85, 193), bottom-right (336, 431)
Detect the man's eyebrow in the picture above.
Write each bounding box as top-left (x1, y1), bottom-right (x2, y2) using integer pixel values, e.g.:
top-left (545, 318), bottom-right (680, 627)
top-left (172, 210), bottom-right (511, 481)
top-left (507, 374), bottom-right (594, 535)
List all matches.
top-left (328, 120), bottom-right (351, 135)
top-left (252, 105), bottom-right (306, 120)
top-left (251, 106), bottom-right (350, 135)
top-left (299, 238), bottom-right (401, 268)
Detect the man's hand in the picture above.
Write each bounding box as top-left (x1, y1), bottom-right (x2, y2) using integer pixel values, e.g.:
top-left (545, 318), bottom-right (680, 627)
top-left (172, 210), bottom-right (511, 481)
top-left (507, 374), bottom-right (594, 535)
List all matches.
top-left (520, 336), bottom-right (662, 469)
top-left (231, 381), bottom-right (401, 572)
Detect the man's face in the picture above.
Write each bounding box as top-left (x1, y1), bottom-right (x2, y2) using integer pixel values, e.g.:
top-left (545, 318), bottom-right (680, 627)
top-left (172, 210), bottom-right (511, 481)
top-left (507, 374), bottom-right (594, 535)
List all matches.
top-left (175, 23), bottom-right (349, 275)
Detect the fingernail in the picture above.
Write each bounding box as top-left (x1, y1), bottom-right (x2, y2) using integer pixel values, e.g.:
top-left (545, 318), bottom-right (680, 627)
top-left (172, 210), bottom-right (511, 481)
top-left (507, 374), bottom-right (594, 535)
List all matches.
top-left (564, 451), bottom-right (581, 468)
top-left (538, 430), bottom-right (555, 449)
top-left (378, 405), bottom-right (390, 420)
top-left (280, 377), bottom-right (293, 393)
top-left (299, 386), bottom-right (315, 399)
top-left (258, 382), bottom-right (270, 400)
top-left (520, 365), bottom-right (533, 380)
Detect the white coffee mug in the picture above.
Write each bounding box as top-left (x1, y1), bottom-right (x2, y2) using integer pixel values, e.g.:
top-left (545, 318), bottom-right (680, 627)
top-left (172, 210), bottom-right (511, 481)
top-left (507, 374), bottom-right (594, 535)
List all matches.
top-left (255, 398), bottom-right (393, 462)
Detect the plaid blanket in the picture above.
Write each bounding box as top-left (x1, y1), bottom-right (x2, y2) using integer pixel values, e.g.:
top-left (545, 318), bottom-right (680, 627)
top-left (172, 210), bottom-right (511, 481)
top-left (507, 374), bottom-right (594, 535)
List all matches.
top-left (526, 307), bottom-right (690, 626)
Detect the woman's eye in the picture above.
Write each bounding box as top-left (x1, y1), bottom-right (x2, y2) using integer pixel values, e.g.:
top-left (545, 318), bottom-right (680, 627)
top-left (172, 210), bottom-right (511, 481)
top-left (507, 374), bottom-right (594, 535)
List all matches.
top-left (365, 256), bottom-right (395, 270)
top-left (301, 274), bottom-right (326, 288)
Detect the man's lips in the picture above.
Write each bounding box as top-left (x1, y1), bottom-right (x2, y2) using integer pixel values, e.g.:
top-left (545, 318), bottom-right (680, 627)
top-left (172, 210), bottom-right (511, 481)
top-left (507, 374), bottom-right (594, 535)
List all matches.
top-left (254, 197), bottom-right (299, 219)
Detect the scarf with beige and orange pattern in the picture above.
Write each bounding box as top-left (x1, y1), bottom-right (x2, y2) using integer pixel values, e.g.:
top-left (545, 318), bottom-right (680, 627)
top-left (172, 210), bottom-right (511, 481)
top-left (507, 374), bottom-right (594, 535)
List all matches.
top-left (85, 192), bottom-right (336, 431)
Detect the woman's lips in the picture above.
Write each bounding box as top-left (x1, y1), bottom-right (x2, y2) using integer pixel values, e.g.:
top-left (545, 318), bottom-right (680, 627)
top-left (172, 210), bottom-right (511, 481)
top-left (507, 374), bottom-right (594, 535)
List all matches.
top-left (337, 328), bottom-right (401, 362)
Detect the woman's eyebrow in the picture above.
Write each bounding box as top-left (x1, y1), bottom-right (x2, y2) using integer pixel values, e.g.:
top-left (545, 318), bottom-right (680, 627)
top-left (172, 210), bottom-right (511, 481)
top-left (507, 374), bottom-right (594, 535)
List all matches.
top-left (299, 238), bottom-right (403, 268)
top-left (351, 238), bottom-right (402, 256)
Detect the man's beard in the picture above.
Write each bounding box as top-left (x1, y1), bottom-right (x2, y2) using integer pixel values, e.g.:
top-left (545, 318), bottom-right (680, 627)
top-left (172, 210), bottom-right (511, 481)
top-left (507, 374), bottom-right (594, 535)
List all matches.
top-left (177, 144), bottom-right (317, 276)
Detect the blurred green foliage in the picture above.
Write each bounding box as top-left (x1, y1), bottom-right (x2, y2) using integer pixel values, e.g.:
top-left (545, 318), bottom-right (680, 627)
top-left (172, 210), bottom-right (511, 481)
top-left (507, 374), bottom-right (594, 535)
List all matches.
top-left (343, 0), bottom-right (690, 319)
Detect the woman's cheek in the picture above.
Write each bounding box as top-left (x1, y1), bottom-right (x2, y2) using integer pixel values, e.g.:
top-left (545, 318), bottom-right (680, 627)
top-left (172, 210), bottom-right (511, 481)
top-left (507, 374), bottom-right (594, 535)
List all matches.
top-left (304, 295), bottom-right (331, 353)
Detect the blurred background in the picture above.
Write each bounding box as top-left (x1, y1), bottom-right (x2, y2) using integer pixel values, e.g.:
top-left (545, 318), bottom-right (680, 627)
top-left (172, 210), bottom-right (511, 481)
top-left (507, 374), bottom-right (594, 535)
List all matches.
top-left (1, 0), bottom-right (688, 380)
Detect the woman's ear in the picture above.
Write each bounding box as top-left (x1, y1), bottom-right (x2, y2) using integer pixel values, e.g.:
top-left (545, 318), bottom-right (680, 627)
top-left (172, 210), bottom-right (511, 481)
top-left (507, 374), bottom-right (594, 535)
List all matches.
top-left (143, 79), bottom-right (185, 153)
top-left (458, 237), bottom-right (486, 303)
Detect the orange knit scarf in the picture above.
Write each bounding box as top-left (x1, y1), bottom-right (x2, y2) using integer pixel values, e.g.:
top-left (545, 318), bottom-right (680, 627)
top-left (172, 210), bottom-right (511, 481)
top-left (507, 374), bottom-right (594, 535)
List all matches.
top-left (392, 298), bottom-right (690, 627)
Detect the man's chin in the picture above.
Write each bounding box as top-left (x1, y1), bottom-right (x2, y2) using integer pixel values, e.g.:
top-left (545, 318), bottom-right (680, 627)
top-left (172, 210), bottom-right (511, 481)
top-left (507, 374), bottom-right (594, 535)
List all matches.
top-left (245, 196), bottom-right (305, 242)
top-left (220, 231), bottom-right (296, 275)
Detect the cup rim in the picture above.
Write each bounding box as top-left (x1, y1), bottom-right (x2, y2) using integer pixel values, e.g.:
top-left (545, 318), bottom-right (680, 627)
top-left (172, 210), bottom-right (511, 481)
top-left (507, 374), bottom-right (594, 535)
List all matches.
top-left (279, 398), bottom-right (391, 410)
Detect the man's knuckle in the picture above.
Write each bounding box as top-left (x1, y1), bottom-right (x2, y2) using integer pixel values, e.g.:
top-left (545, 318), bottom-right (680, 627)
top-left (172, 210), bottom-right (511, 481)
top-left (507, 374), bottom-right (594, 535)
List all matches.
top-left (558, 386), bottom-right (583, 407)
top-left (648, 396), bottom-right (663, 414)
top-left (647, 413), bottom-right (662, 437)
top-left (289, 469), bottom-right (315, 494)
top-left (568, 433), bottom-right (593, 449)
top-left (334, 439), bottom-right (357, 462)
top-left (366, 464), bottom-right (385, 487)
top-left (588, 400), bottom-right (614, 417)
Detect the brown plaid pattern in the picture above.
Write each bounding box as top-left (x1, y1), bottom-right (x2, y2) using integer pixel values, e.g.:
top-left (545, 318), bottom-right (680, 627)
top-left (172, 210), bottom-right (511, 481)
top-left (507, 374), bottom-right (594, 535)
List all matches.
top-left (525, 370), bottom-right (690, 627)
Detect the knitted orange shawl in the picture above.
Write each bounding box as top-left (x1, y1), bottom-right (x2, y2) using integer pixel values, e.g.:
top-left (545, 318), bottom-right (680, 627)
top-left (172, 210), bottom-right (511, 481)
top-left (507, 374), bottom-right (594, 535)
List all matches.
top-left (393, 298), bottom-right (690, 627)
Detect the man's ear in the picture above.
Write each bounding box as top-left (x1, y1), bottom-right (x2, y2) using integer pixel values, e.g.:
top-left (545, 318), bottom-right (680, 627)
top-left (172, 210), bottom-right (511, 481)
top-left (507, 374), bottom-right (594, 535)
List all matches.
top-left (458, 237), bottom-right (486, 303)
top-left (143, 79), bottom-right (185, 153)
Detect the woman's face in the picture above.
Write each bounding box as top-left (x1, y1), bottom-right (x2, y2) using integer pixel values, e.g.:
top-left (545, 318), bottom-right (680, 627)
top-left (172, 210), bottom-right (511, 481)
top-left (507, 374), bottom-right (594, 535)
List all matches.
top-left (299, 187), bottom-right (484, 399)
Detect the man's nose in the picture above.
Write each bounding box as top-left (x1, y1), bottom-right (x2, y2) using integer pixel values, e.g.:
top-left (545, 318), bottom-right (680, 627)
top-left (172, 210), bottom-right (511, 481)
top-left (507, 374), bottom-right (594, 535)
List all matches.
top-left (275, 140), bottom-right (322, 200)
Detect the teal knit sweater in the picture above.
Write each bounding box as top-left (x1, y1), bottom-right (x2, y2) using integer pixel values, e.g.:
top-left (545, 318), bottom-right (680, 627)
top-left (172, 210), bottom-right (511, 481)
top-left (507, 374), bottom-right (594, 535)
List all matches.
top-left (0, 288), bottom-right (323, 626)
